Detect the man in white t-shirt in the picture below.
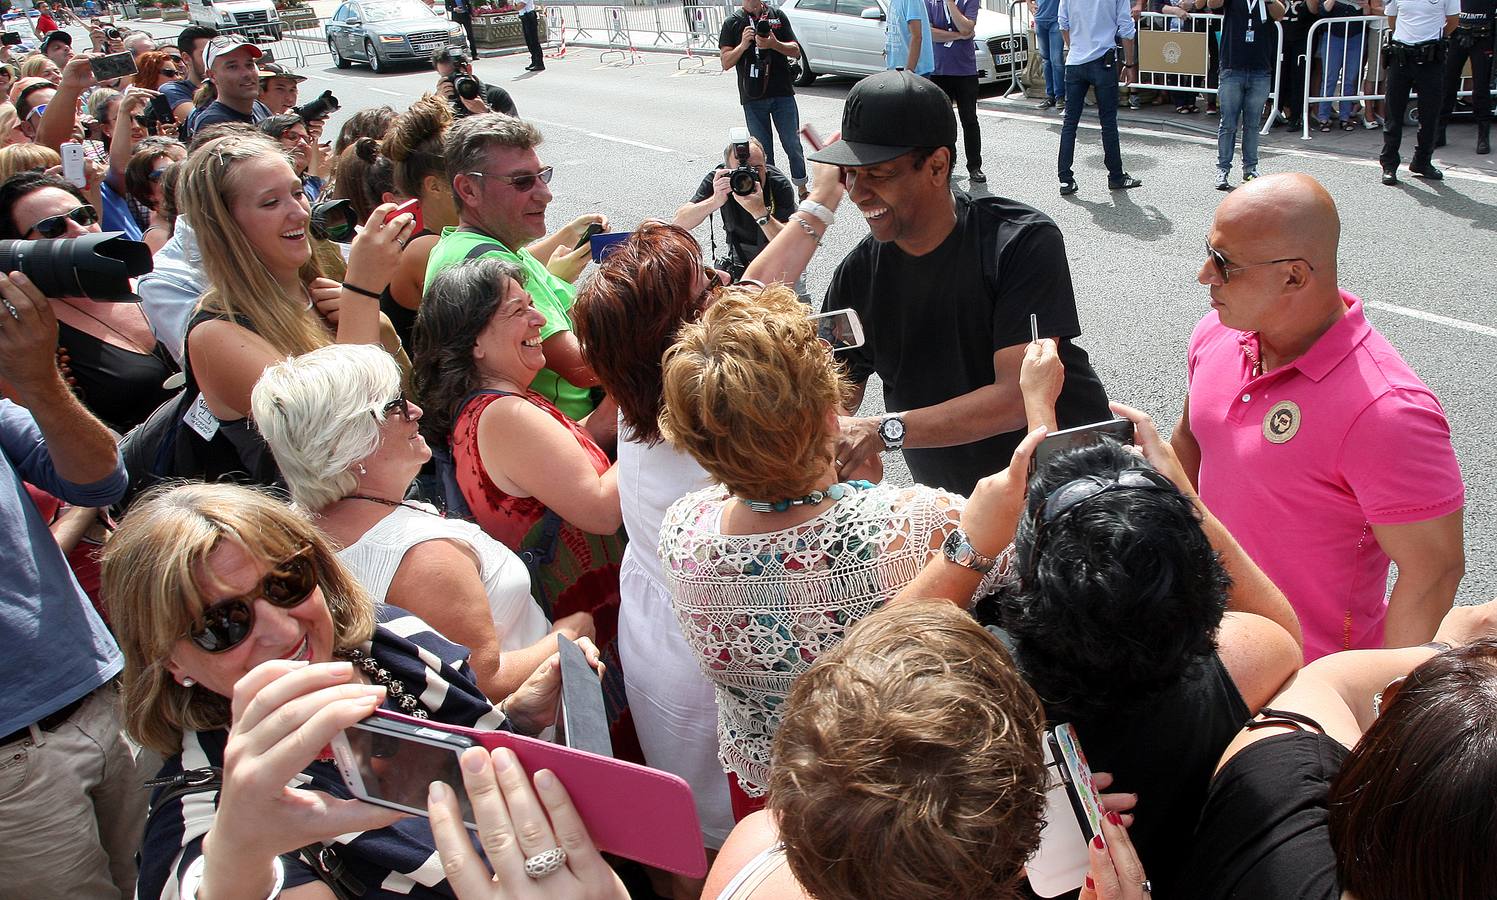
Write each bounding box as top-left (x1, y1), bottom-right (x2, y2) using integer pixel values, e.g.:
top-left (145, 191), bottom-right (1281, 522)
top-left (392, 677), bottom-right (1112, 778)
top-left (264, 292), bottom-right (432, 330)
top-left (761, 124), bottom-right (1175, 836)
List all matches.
top-left (1380, 0), bottom-right (1460, 183)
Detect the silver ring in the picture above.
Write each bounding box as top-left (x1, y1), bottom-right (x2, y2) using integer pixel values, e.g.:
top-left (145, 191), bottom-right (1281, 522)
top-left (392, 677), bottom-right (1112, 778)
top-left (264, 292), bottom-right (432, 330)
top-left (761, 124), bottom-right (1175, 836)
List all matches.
top-left (1141, 880), bottom-right (1153, 894)
top-left (2, 298), bottom-right (18, 320)
top-left (523, 847), bottom-right (567, 879)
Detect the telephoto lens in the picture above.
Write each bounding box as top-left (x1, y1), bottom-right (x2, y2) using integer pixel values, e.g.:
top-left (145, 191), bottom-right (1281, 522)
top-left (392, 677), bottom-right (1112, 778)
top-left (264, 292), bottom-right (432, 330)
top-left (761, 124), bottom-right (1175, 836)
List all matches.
top-left (451, 73), bottom-right (481, 100)
top-left (754, 19), bottom-right (771, 36)
top-left (310, 198), bottom-right (359, 243)
top-left (294, 90), bottom-right (341, 122)
top-left (0, 233), bottom-right (152, 302)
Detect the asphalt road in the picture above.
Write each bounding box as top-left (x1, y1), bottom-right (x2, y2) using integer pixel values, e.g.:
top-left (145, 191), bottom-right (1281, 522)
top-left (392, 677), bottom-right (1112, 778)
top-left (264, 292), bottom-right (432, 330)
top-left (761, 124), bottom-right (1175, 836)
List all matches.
top-left (119, 22), bottom-right (1497, 604)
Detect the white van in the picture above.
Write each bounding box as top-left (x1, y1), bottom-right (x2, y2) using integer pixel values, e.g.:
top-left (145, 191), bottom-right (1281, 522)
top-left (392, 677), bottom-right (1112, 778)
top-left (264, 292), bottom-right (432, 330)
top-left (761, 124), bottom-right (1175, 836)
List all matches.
top-left (186, 0), bottom-right (284, 40)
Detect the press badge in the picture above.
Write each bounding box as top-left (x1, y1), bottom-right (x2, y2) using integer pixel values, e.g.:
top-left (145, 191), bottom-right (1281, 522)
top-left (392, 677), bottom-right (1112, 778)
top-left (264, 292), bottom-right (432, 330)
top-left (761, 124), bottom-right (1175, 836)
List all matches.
top-left (749, 65), bottom-right (759, 77)
top-left (1245, 28), bottom-right (1256, 41)
top-left (183, 393), bottom-right (220, 441)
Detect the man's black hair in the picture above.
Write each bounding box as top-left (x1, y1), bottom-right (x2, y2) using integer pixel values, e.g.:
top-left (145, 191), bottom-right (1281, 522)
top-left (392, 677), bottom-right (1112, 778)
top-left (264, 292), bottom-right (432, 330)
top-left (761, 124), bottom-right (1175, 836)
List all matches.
top-left (176, 24), bottom-right (219, 56)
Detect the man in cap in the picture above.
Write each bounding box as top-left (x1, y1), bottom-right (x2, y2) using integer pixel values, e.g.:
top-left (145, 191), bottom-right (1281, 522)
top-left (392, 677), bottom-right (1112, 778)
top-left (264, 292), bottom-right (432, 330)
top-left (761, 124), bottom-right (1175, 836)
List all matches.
top-left (40, 30), bottom-right (73, 69)
top-left (181, 35), bottom-right (271, 142)
top-left (258, 61), bottom-right (305, 115)
top-left (811, 69), bottom-right (1110, 497)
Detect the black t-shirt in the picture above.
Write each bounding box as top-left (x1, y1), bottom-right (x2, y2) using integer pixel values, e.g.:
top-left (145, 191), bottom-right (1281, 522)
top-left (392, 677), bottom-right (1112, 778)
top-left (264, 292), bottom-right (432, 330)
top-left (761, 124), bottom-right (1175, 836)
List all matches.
top-left (823, 191), bottom-right (1110, 497)
top-left (720, 7), bottom-right (799, 104)
top-left (1179, 729), bottom-right (1345, 899)
top-left (450, 80), bottom-right (517, 118)
top-left (1313, 0), bottom-right (1366, 42)
top-left (690, 164), bottom-right (795, 267)
top-left (1458, 0), bottom-right (1494, 25)
top-left (181, 99), bottom-right (270, 144)
top-left (1219, 0), bottom-right (1278, 72)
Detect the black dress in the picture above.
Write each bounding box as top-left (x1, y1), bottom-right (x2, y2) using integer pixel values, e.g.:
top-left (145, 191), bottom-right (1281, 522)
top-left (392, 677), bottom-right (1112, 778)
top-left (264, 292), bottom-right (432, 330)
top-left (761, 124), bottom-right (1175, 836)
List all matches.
top-left (56, 320), bottom-right (178, 434)
top-left (378, 228), bottom-right (435, 354)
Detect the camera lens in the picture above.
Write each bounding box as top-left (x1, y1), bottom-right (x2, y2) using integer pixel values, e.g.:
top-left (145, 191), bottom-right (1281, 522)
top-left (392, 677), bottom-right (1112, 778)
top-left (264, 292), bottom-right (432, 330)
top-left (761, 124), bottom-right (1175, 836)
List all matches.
top-left (453, 74), bottom-right (480, 100)
top-left (754, 19), bottom-right (770, 36)
top-left (0, 233), bottom-right (152, 302)
top-left (729, 167), bottom-right (759, 196)
top-left (309, 198), bottom-right (358, 243)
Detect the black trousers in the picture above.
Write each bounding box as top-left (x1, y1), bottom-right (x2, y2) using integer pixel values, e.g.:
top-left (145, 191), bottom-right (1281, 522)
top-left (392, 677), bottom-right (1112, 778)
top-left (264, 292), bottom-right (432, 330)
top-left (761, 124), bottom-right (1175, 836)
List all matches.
top-left (520, 9), bottom-right (544, 68)
top-left (452, 10), bottom-right (476, 55)
top-left (1381, 44), bottom-right (1445, 169)
top-left (930, 73), bottom-right (982, 170)
top-left (1441, 28), bottom-right (1494, 123)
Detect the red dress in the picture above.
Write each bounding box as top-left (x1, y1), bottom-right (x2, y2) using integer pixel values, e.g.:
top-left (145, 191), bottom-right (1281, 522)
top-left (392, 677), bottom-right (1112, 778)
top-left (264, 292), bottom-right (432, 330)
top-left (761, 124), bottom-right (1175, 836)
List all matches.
top-left (451, 390), bottom-right (638, 754)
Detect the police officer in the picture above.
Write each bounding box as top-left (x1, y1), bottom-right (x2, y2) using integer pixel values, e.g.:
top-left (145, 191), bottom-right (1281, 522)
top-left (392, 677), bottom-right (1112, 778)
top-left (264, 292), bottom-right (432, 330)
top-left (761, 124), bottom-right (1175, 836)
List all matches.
top-left (1381, 0), bottom-right (1461, 184)
top-left (1437, 0), bottom-right (1493, 153)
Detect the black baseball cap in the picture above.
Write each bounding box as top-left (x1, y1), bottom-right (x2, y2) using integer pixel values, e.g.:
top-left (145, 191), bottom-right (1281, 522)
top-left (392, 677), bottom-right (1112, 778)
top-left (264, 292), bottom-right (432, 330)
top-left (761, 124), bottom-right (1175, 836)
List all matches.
top-left (40, 30), bottom-right (72, 50)
top-left (808, 69), bottom-right (958, 167)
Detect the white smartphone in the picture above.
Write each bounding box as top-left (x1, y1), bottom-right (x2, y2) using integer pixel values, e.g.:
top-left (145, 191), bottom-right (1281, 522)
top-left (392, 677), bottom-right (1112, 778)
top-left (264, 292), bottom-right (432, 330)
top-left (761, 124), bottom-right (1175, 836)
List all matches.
top-left (60, 141), bottom-right (86, 189)
top-left (808, 307), bottom-right (865, 352)
top-left (1025, 723), bottom-right (1106, 897)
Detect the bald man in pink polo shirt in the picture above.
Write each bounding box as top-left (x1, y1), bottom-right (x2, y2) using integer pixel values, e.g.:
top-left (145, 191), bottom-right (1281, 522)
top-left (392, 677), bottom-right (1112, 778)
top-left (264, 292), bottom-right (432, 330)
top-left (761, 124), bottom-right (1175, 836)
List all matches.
top-left (1171, 173), bottom-right (1465, 661)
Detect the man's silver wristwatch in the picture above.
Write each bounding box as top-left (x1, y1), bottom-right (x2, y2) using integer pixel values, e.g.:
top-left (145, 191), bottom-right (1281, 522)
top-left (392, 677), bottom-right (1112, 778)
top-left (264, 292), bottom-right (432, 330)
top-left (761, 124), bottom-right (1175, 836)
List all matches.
top-left (755, 213), bottom-right (770, 227)
top-left (877, 412), bottom-right (906, 451)
top-left (942, 528), bottom-right (997, 573)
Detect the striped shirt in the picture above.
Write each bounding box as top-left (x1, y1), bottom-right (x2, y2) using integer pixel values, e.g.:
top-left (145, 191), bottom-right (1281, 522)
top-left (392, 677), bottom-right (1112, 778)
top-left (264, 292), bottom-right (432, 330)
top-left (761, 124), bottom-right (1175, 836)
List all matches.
top-left (138, 607), bottom-right (509, 900)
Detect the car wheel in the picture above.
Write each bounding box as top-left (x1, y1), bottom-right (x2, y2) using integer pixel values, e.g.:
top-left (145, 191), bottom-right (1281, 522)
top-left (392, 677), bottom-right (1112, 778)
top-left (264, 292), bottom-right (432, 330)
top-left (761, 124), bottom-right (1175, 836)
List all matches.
top-left (330, 38), bottom-right (350, 68)
top-left (794, 52), bottom-right (816, 87)
top-left (366, 39), bottom-right (383, 73)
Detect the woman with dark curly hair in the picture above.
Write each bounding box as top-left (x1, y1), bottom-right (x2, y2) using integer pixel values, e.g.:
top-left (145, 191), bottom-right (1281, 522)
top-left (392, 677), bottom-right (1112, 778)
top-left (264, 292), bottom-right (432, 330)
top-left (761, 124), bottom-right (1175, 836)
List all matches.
top-left (704, 599), bottom-right (1152, 900)
top-left (905, 397), bottom-right (1304, 897)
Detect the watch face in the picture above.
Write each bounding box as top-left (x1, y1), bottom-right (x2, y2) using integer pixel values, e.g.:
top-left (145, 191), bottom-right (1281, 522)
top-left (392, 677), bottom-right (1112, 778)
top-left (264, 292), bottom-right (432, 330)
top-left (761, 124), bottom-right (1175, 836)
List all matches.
top-left (882, 417), bottom-right (905, 441)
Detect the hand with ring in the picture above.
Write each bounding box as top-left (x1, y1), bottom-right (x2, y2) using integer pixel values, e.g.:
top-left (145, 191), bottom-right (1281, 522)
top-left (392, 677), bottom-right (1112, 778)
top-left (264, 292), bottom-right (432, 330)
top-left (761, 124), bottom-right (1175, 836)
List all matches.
top-left (1079, 802), bottom-right (1152, 899)
top-left (428, 746), bottom-right (629, 900)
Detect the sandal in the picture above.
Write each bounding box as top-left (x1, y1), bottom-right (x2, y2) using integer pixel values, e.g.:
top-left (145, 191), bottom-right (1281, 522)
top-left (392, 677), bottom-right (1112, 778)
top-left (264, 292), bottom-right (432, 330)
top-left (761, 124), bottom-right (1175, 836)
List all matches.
top-left (1176, 104), bottom-right (1193, 113)
top-left (1362, 117), bottom-right (1381, 129)
top-left (1340, 119), bottom-right (1356, 132)
top-left (1319, 119), bottom-right (1333, 132)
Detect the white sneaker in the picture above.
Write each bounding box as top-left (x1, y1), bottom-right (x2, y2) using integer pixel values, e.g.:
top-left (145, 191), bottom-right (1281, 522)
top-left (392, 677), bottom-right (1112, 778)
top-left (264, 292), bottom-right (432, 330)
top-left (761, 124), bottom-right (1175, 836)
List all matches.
top-left (1215, 170), bottom-right (1232, 191)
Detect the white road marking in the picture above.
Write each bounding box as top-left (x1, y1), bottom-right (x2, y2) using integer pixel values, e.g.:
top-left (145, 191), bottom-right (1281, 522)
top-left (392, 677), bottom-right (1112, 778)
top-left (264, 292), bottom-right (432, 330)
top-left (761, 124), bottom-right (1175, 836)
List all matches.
top-left (528, 117), bottom-right (677, 153)
top-left (1365, 300), bottom-right (1497, 339)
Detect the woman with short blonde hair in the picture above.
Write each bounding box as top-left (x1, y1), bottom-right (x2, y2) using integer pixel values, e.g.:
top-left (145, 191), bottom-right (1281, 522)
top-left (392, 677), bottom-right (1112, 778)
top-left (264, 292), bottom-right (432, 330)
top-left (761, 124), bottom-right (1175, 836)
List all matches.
top-left (0, 141), bottom-right (59, 182)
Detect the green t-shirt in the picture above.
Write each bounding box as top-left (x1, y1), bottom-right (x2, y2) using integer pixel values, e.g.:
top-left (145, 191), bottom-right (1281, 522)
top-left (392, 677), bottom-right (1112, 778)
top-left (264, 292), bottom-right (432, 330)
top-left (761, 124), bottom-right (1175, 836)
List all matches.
top-left (424, 227), bottom-right (595, 422)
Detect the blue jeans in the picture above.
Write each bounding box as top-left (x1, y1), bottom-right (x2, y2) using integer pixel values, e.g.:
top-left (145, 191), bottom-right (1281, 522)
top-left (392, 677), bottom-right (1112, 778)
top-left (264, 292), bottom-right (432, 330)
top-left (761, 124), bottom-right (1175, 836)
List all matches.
top-left (1058, 52), bottom-right (1123, 183)
top-left (1035, 19), bottom-right (1065, 99)
top-left (1316, 27), bottom-right (1365, 121)
top-left (1217, 69), bottom-right (1272, 173)
top-left (742, 95), bottom-right (807, 185)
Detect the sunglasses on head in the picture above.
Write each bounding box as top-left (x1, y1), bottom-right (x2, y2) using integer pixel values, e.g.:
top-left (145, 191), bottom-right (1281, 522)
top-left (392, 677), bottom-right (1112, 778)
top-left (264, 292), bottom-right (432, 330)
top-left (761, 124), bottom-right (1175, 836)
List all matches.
top-left (186, 546), bottom-right (319, 653)
top-left (371, 391), bottom-right (413, 423)
top-left (1021, 468), bottom-right (1176, 575)
top-left (1204, 240), bottom-right (1313, 284)
top-left (161, 68), bottom-right (181, 77)
top-left (27, 204), bottom-right (98, 239)
top-left (465, 165), bottom-right (554, 192)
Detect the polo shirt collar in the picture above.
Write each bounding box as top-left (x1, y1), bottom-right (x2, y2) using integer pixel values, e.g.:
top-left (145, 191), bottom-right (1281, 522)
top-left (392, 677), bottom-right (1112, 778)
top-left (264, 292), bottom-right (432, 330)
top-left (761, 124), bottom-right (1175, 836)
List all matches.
top-left (1240, 290), bottom-right (1369, 384)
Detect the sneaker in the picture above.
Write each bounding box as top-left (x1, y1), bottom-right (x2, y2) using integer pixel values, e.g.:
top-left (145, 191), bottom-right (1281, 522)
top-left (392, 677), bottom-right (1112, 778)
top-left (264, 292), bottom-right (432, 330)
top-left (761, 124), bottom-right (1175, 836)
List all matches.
top-left (968, 167), bottom-right (987, 184)
top-left (1037, 97), bottom-right (1056, 109)
top-left (797, 185), bottom-right (810, 201)
top-left (1242, 169), bottom-right (1259, 182)
top-left (1409, 160), bottom-right (1443, 180)
top-left (1128, 94), bottom-right (1141, 110)
top-left (1215, 170), bottom-right (1232, 191)
top-left (1108, 174), bottom-right (1143, 190)
top-left (1381, 168), bottom-right (1399, 185)
top-left (1059, 180), bottom-right (1079, 196)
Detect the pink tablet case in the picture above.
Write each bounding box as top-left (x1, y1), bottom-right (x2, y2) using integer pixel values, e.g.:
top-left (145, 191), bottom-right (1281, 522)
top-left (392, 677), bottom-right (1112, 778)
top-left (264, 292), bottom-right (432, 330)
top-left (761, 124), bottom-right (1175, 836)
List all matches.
top-left (378, 711), bottom-right (708, 877)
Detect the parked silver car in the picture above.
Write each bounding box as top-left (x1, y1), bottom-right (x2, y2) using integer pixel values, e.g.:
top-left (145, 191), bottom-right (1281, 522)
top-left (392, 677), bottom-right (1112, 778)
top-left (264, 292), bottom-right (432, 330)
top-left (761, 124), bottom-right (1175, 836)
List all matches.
top-left (779, 0), bottom-right (1027, 87)
top-left (326, 0), bottom-right (466, 73)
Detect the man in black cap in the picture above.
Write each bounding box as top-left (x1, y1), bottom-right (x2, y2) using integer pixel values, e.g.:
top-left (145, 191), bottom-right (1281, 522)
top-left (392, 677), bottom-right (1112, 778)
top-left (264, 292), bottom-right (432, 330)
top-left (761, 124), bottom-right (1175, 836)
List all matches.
top-left (810, 69), bottom-right (1110, 497)
top-left (40, 29), bottom-right (73, 69)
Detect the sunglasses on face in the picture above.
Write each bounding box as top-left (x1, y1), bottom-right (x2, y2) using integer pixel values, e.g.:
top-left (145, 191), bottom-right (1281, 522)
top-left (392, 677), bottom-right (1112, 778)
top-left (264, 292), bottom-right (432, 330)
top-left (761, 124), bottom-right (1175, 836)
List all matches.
top-left (371, 391), bottom-right (413, 423)
top-left (185, 546), bottom-right (319, 653)
top-left (160, 68), bottom-right (181, 77)
top-left (465, 165), bottom-right (554, 192)
top-left (1204, 240), bottom-right (1313, 284)
top-left (27, 204), bottom-right (98, 239)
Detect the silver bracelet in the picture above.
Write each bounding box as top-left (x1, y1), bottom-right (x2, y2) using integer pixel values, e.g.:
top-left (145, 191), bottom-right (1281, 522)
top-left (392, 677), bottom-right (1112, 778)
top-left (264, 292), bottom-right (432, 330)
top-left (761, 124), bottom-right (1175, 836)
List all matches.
top-left (792, 214), bottom-right (822, 245)
top-left (796, 198), bottom-right (835, 227)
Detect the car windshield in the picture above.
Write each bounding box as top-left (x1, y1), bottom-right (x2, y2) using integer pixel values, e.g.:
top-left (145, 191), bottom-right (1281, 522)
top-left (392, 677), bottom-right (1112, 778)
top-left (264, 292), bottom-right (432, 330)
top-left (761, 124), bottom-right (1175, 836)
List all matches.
top-left (361, 1), bottom-right (436, 21)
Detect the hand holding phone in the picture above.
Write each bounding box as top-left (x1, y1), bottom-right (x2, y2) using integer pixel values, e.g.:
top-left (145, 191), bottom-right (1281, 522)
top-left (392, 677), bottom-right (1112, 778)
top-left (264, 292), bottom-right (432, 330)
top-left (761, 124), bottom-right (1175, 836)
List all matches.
top-left (1026, 724), bottom-right (1107, 897)
top-left (384, 197), bottom-right (423, 233)
top-left (89, 50), bottom-right (137, 82)
top-left (1028, 418), bottom-right (1134, 476)
top-left (574, 222), bottom-right (605, 251)
top-left (60, 142), bottom-right (87, 189)
top-left (808, 307), bottom-right (865, 352)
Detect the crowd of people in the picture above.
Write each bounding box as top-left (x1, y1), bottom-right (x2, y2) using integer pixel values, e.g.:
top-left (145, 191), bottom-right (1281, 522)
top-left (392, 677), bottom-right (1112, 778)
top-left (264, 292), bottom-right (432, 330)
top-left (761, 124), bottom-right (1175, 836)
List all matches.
top-left (0, 6), bottom-right (1492, 900)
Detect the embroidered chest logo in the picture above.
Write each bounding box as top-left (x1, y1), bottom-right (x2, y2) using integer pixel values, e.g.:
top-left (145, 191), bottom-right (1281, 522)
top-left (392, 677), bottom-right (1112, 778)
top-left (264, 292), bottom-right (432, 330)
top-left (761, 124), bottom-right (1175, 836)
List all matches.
top-left (1262, 400), bottom-right (1301, 444)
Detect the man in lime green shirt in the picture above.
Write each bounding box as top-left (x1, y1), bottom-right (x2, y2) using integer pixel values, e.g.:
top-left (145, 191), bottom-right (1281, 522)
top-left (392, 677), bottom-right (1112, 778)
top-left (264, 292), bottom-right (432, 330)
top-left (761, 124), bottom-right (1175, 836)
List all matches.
top-left (425, 113), bottom-right (606, 422)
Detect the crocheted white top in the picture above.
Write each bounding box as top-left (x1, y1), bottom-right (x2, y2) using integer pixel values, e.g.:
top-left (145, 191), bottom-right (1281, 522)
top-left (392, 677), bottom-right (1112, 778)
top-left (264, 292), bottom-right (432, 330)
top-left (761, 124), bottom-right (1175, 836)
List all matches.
top-left (658, 481), bottom-right (964, 796)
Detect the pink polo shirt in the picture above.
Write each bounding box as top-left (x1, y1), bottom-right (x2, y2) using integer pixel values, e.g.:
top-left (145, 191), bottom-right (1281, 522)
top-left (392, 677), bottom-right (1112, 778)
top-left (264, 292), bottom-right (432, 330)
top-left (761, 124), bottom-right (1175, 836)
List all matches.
top-left (1187, 292), bottom-right (1464, 660)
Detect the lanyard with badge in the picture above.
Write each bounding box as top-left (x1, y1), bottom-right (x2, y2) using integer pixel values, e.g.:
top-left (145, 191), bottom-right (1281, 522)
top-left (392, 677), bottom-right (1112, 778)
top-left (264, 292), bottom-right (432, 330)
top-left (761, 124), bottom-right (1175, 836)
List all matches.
top-left (1245, 0), bottom-right (1266, 42)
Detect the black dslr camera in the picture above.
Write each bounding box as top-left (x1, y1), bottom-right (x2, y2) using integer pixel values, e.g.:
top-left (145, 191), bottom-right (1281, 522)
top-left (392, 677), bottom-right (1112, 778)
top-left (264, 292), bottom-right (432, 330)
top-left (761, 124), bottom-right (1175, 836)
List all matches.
top-left (435, 48), bottom-right (482, 100)
top-left (448, 71), bottom-right (481, 100)
top-left (294, 90), bottom-right (340, 122)
top-left (754, 18), bottom-right (771, 37)
top-left (727, 127), bottom-right (759, 196)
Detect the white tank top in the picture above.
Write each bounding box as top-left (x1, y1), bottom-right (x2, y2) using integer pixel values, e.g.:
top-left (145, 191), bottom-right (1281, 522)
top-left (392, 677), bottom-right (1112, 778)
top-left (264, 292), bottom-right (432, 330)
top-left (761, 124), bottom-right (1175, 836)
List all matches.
top-left (337, 502), bottom-right (551, 652)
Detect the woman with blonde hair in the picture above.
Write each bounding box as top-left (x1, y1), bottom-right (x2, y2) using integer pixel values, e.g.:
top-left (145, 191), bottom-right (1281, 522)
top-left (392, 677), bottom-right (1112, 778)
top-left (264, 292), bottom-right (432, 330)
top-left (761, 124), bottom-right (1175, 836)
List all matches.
top-left (19, 53), bottom-right (60, 85)
top-left (656, 284), bottom-right (967, 818)
top-left (174, 131), bottom-right (414, 485)
top-left (0, 141), bottom-right (59, 181)
top-left (102, 481), bottom-right (571, 900)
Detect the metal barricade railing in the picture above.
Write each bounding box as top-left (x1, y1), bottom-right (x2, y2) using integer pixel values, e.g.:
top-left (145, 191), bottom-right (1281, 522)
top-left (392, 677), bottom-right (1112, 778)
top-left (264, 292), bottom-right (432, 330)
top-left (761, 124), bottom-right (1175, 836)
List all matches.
top-left (1300, 15), bottom-right (1383, 140)
top-left (1002, 1), bottom-right (1032, 99)
top-left (1131, 11), bottom-right (1282, 136)
top-left (599, 4), bottom-right (641, 64)
top-left (544, 5), bottom-right (569, 56)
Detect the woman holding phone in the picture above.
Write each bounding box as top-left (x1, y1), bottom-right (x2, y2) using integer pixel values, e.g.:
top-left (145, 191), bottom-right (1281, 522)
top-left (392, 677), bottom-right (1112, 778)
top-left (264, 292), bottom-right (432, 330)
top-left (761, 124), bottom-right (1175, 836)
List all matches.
top-left (104, 482), bottom-right (572, 900)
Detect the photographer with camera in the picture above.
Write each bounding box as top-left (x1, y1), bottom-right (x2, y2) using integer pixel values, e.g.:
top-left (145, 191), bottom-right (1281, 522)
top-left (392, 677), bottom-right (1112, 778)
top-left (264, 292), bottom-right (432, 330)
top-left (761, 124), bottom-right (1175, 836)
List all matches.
top-left (433, 47), bottom-right (516, 119)
top-left (260, 112), bottom-right (328, 202)
top-left (258, 60), bottom-right (305, 115)
top-left (720, 0), bottom-right (808, 199)
top-left (673, 132), bottom-right (796, 286)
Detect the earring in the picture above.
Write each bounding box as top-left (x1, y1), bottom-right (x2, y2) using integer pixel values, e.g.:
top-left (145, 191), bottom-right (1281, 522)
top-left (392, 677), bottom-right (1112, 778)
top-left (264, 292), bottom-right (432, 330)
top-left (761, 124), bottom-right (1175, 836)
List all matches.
top-left (356, 463), bottom-right (367, 476)
top-left (182, 677), bottom-right (196, 688)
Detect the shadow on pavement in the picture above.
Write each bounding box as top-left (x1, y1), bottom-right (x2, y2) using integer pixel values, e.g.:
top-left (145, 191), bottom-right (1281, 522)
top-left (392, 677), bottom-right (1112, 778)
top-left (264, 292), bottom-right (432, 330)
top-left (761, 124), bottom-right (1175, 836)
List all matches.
top-left (1391, 179), bottom-right (1497, 232)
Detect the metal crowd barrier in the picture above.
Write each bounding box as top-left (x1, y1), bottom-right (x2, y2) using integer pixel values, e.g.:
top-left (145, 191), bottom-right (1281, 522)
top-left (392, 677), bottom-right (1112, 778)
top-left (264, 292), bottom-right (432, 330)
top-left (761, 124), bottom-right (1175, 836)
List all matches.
top-left (1300, 15), bottom-right (1384, 140)
top-left (1003, 1), bottom-right (1032, 99)
top-left (1130, 11), bottom-right (1282, 137)
top-left (544, 5), bottom-right (569, 56)
top-left (599, 4), bottom-right (642, 64)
